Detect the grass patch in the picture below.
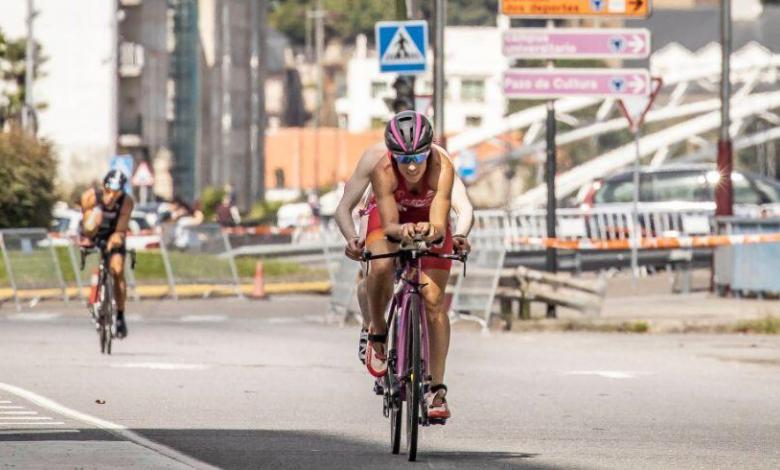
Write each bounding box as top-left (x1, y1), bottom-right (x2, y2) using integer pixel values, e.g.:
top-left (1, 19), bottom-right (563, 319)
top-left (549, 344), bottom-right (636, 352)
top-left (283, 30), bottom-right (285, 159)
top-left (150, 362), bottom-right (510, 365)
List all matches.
top-left (731, 316), bottom-right (780, 334)
top-left (0, 246), bottom-right (327, 287)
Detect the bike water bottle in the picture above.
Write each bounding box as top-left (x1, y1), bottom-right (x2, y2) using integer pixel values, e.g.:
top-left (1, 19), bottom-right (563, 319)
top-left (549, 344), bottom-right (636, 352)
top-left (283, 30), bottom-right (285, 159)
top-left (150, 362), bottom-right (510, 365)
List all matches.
top-left (88, 268), bottom-right (100, 305)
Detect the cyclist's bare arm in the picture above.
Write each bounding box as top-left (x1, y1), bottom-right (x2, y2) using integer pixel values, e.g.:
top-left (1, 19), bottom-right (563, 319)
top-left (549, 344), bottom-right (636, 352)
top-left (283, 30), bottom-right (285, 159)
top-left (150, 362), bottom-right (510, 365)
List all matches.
top-left (371, 160), bottom-right (408, 241)
top-left (108, 198), bottom-right (134, 251)
top-left (433, 144), bottom-right (473, 237)
top-left (335, 142), bottom-right (386, 241)
top-left (451, 177), bottom-right (473, 236)
top-left (427, 152), bottom-right (455, 242)
top-left (80, 189), bottom-right (99, 236)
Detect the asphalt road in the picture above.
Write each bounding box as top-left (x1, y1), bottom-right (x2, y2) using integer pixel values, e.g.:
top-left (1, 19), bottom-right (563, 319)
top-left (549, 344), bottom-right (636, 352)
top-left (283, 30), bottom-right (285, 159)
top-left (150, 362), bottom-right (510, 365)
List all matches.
top-left (0, 297), bottom-right (779, 469)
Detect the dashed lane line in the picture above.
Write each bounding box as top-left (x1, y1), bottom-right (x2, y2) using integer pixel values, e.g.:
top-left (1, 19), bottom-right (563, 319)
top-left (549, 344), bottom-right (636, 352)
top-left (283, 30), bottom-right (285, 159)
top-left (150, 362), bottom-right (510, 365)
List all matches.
top-left (0, 382), bottom-right (218, 470)
top-left (179, 315), bottom-right (227, 323)
top-left (0, 429), bottom-right (80, 435)
top-left (6, 313), bottom-right (62, 321)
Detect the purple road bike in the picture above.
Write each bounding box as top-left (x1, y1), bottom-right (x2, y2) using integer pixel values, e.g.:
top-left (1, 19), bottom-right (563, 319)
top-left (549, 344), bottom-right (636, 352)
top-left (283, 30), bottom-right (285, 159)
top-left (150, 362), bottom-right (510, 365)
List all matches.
top-left (363, 237), bottom-right (466, 461)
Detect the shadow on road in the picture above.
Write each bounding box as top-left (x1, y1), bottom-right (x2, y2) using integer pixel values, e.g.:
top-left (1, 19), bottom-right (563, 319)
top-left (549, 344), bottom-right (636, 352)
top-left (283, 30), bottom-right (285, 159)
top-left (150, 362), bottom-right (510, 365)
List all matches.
top-left (136, 429), bottom-right (562, 469)
top-left (0, 428), bottom-right (564, 469)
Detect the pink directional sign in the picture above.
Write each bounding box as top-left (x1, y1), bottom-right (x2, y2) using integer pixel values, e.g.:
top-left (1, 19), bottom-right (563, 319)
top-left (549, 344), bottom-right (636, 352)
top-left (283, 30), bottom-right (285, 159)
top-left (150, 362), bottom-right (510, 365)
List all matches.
top-left (503, 68), bottom-right (651, 99)
top-left (503, 28), bottom-right (651, 59)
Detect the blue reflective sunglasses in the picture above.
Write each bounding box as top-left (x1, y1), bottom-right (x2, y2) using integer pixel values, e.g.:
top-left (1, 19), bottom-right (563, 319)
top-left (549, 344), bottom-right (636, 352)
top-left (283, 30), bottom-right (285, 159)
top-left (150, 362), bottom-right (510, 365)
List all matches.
top-left (393, 151), bottom-right (429, 165)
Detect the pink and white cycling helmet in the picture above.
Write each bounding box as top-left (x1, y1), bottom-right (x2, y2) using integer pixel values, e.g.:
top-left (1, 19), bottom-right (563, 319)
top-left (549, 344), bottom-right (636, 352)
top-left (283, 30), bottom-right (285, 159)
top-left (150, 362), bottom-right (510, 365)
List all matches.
top-left (384, 110), bottom-right (433, 156)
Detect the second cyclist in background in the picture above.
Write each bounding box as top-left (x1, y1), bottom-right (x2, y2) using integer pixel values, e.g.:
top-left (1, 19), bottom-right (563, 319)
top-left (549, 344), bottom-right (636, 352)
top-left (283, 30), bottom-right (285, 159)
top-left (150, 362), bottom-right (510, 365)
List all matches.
top-left (80, 169), bottom-right (135, 339)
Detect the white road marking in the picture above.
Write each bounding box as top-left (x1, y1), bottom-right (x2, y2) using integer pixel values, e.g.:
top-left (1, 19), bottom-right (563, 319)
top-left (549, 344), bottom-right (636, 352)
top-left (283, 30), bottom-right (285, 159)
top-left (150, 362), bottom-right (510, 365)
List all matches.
top-left (127, 314), bottom-right (144, 322)
top-left (0, 429), bottom-right (79, 435)
top-left (0, 400), bottom-right (12, 403)
top-left (265, 317), bottom-right (303, 325)
top-left (563, 370), bottom-right (643, 379)
top-left (110, 362), bottom-right (210, 371)
top-left (0, 411), bottom-right (37, 415)
top-left (0, 417), bottom-right (53, 420)
top-left (0, 382), bottom-right (218, 470)
top-left (6, 313), bottom-right (61, 321)
top-left (0, 422), bottom-right (65, 426)
top-left (0, 406), bottom-right (24, 409)
top-left (179, 315), bottom-right (227, 323)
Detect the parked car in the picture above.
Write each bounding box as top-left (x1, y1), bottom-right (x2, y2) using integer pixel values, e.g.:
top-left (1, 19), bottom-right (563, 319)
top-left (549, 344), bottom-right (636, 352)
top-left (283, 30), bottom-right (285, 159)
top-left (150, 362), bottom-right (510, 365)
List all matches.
top-left (574, 164), bottom-right (780, 238)
top-left (579, 164), bottom-right (780, 212)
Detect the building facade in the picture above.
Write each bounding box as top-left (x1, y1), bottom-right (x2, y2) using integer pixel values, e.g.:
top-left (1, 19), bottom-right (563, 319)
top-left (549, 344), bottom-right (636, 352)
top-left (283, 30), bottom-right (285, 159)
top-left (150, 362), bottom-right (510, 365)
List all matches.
top-left (336, 27), bottom-right (508, 136)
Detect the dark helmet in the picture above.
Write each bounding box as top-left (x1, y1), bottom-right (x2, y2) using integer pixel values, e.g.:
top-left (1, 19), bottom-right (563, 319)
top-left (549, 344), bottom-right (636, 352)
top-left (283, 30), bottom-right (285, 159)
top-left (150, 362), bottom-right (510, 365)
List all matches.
top-left (384, 110), bottom-right (433, 155)
top-left (103, 169), bottom-right (128, 191)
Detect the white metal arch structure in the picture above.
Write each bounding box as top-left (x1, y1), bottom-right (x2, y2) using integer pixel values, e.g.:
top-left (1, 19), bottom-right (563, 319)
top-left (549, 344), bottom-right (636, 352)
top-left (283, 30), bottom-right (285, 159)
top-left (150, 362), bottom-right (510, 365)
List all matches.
top-left (447, 41), bottom-right (780, 208)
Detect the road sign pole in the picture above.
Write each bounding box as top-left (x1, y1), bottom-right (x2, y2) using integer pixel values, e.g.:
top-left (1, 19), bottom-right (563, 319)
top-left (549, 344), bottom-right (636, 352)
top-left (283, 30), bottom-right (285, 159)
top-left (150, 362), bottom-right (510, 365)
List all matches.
top-left (544, 20), bottom-right (557, 319)
top-left (433, 0), bottom-right (445, 140)
top-left (631, 126), bottom-right (641, 289)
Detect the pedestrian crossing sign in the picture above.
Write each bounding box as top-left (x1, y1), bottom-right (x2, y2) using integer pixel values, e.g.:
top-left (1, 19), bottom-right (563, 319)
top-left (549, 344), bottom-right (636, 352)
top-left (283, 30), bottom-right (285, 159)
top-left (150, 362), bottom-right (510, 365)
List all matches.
top-left (375, 20), bottom-right (428, 74)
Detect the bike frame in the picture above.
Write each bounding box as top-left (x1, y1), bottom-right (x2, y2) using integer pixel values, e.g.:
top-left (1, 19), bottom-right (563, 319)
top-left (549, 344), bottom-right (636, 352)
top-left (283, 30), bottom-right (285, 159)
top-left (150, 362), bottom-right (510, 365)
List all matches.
top-left (388, 255), bottom-right (430, 401)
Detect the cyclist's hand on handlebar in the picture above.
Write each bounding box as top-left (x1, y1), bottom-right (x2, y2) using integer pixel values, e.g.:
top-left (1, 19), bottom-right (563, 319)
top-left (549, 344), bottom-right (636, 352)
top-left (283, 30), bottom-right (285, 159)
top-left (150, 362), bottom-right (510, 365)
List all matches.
top-left (78, 237), bottom-right (94, 248)
top-left (345, 237), bottom-right (365, 261)
top-left (453, 235), bottom-right (471, 255)
top-left (414, 222), bottom-right (436, 241)
top-left (400, 223), bottom-right (417, 243)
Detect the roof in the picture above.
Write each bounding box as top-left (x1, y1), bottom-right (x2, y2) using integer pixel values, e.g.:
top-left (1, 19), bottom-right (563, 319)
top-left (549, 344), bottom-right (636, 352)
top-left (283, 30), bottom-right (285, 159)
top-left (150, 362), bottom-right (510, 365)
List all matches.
top-left (637, 6), bottom-right (780, 53)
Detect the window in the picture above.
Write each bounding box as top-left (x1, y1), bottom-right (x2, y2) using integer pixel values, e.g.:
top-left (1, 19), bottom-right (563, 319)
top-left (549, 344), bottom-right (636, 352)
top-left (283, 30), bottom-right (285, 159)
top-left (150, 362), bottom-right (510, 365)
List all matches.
top-left (371, 81), bottom-right (386, 98)
top-left (732, 173), bottom-right (761, 205)
top-left (648, 172), bottom-right (712, 202)
top-left (274, 168), bottom-right (285, 189)
top-left (461, 79), bottom-right (485, 102)
top-left (465, 116), bottom-right (483, 128)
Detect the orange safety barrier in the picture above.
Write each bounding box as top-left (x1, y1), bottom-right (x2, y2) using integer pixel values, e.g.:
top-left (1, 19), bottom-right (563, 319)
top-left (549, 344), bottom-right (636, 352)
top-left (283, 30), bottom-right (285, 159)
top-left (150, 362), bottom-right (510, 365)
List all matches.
top-left (512, 233), bottom-right (780, 250)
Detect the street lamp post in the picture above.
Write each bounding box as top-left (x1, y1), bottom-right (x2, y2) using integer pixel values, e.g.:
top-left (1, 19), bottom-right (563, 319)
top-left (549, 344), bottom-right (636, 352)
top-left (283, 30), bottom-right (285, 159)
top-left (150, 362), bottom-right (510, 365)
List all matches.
top-left (716, 0), bottom-right (734, 217)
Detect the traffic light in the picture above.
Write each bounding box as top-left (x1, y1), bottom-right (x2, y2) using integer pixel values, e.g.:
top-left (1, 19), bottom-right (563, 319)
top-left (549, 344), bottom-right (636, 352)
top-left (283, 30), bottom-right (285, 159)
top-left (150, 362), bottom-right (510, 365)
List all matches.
top-left (391, 75), bottom-right (416, 113)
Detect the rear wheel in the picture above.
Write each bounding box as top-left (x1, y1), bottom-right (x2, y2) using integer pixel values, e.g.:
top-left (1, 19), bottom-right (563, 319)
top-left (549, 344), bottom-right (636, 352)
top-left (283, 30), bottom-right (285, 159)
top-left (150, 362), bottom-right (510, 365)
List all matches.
top-left (405, 294), bottom-right (421, 461)
top-left (105, 275), bottom-right (116, 355)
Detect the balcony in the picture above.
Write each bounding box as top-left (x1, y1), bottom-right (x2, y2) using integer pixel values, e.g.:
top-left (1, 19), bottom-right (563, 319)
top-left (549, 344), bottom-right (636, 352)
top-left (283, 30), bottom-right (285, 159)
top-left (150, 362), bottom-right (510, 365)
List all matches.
top-left (119, 42), bottom-right (144, 78)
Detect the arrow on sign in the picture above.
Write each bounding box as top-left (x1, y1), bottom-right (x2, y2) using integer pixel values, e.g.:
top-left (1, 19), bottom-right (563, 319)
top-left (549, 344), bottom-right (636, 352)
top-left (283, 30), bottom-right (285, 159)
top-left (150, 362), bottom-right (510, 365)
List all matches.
top-left (628, 35), bottom-right (645, 54)
top-left (630, 0), bottom-right (644, 12)
top-left (629, 74), bottom-right (647, 94)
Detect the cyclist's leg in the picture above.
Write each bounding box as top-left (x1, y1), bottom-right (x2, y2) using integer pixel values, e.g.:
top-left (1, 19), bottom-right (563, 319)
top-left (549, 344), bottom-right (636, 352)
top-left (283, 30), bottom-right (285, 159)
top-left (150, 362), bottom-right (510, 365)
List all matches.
top-left (107, 234), bottom-right (127, 337)
top-left (364, 205), bottom-right (396, 355)
top-left (419, 268), bottom-right (451, 388)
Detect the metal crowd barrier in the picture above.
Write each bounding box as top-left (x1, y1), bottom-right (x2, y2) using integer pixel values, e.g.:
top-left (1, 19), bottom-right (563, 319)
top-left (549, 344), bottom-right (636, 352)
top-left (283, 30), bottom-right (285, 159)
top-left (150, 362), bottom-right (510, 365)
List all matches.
top-left (0, 228), bottom-right (68, 311)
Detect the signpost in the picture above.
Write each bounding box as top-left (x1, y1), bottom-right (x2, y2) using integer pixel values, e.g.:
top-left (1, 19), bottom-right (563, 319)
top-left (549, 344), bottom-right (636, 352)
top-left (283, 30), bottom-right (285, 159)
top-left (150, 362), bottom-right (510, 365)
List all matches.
top-left (618, 77), bottom-right (663, 288)
top-left (375, 20), bottom-right (428, 74)
top-left (109, 154), bottom-right (134, 194)
top-left (502, 28), bottom-right (651, 59)
top-left (503, 68), bottom-right (652, 99)
top-left (500, 0), bottom-right (651, 18)
top-left (500, 0), bottom-right (654, 315)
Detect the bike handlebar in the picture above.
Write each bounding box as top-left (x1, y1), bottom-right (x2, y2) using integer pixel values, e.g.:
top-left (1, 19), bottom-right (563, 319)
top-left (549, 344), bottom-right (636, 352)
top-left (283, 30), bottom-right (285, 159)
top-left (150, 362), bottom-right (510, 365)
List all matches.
top-left (79, 243), bottom-right (136, 271)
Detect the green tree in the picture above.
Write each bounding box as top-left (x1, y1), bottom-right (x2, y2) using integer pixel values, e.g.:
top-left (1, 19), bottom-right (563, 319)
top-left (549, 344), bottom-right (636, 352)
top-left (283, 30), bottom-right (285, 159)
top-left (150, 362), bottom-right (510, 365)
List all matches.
top-left (270, 0), bottom-right (499, 47)
top-left (0, 28), bottom-right (46, 126)
top-left (0, 130), bottom-right (58, 228)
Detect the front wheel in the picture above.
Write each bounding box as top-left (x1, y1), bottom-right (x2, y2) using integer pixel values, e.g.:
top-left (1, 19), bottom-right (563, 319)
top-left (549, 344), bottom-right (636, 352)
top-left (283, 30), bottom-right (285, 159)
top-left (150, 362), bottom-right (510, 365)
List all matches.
top-left (388, 312), bottom-right (402, 454)
top-left (405, 294), bottom-right (421, 461)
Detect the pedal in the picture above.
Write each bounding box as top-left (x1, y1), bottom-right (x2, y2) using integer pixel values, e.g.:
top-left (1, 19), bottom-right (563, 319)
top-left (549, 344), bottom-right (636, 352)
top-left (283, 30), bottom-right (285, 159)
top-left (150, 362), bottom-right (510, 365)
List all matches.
top-left (428, 418), bottom-right (447, 425)
top-left (373, 380), bottom-right (385, 396)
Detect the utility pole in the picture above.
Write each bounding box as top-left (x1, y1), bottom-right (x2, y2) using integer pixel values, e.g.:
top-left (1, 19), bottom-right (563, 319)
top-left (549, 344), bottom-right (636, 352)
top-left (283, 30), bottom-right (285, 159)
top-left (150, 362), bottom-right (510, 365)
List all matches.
top-left (716, 0), bottom-right (734, 217)
top-left (22, 0), bottom-right (36, 134)
top-left (433, 0), bottom-right (445, 140)
top-left (249, 0), bottom-right (267, 203)
top-left (544, 19), bottom-right (557, 318)
top-left (308, 1), bottom-right (325, 194)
